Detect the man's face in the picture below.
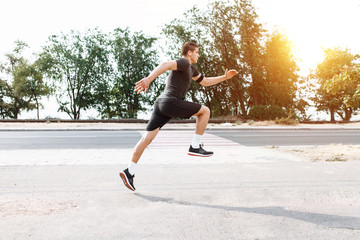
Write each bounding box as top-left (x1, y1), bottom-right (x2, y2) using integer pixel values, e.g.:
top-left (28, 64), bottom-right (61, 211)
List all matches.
top-left (188, 48), bottom-right (200, 63)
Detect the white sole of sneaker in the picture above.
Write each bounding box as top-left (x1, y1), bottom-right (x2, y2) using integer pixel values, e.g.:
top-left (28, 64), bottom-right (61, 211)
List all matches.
top-left (187, 152), bottom-right (213, 157)
top-left (119, 172), bottom-right (135, 191)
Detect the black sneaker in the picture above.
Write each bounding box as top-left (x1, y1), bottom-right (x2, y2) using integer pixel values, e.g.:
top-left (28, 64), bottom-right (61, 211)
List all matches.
top-left (119, 168), bottom-right (136, 191)
top-left (188, 144), bottom-right (213, 157)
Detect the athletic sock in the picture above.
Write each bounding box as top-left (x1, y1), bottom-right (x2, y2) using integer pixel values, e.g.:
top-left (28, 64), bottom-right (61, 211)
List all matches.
top-left (191, 134), bottom-right (203, 148)
top-left (127, 161), bottom-right (137, 175)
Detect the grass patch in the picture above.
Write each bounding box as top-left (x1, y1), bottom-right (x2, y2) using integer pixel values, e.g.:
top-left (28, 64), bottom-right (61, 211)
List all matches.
top-left (326, 155), bottom-right (347, 162)
top-left (275, 118), bottom-right (299, 126)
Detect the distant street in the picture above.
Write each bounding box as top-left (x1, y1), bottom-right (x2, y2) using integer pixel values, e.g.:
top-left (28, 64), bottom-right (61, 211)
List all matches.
top-left (0, 129), bottom-right (360, 150)
top-left (211, 129), bottom-right (360, 146)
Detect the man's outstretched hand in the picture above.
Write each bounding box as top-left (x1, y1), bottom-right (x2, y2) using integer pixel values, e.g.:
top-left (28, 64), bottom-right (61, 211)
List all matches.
top-left (225, 69), bottom-right (239, 80)
top-left (134, 77), bottom-right (151, 94)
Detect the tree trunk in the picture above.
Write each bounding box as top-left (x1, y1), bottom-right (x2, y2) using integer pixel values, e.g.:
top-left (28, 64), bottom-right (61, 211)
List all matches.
top-left (35, 98), bottom-right (40, 120)
top-left (345, 108), bottom-right (353, 121)
top-left (330, 108), bottom-right (335, 121)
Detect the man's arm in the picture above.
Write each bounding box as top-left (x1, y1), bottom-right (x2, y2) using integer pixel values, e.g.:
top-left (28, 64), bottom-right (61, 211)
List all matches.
top-left (134, 61), bottom-right (177, 94)
top-left (193, 69), bottom-right (238, 87)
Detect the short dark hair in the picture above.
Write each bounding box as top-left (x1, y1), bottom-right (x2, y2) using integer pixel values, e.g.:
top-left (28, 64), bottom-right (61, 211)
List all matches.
top-left (181, 42), bottom-right (198, 56)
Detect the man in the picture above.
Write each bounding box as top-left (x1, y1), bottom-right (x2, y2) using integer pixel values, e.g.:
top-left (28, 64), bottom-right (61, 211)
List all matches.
top-left (120, 42), bottom-right (238, 191)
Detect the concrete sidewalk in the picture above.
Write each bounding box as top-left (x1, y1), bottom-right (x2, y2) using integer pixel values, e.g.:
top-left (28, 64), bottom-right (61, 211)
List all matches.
top-left (1, 141), bottom-right (360, 239)
top-left (1, 122), bottom-right (360, 239)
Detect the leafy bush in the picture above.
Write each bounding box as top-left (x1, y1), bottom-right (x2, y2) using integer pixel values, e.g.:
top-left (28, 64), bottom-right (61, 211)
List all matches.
top-left (248, 105), bottom-right (287, 120)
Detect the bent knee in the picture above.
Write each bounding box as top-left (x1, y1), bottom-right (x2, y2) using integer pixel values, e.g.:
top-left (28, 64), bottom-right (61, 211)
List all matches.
top-left (141, 136), bottom-right (153, 146)
top-left (201, 106), bottom-right (210, 116)
top-left (193, 105), bottom-right (210, 117)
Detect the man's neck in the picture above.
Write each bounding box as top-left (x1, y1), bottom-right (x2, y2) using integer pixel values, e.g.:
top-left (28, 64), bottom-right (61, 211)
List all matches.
top-left (183, 55), bottom-right (193, 64)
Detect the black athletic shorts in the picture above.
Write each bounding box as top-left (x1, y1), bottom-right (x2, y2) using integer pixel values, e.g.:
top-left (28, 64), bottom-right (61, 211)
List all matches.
top-left (146, 97), bottom-right (202, 131)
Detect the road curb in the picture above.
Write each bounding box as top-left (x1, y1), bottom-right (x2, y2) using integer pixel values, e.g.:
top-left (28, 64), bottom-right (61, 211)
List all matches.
top-left (1, 127), bottom-right (360, 131)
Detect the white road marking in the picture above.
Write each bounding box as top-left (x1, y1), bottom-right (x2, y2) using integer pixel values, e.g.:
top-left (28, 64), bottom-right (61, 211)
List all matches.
top-left (140, 131), bottom-right (241, 149)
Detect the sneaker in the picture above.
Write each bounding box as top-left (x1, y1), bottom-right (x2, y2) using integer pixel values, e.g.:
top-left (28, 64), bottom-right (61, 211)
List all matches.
top-left (188, 144), bottom-right (213, 157)
top-left (119, 168), bottom-right (136, 191)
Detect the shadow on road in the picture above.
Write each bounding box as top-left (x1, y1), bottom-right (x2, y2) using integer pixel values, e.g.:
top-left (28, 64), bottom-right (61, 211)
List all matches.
top-left (134, 193), bottom-right (360, 230)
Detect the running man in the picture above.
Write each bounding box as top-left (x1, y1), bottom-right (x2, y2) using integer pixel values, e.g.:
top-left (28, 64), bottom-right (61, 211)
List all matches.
top-left (120, 42), bottom-right (238, 191)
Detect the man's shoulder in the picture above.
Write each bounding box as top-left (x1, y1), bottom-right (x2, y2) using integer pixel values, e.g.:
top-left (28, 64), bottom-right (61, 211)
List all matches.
top-left (176, 57), bottom-right (190, 64)
top-left (176, 57), bottom-right (191, 71)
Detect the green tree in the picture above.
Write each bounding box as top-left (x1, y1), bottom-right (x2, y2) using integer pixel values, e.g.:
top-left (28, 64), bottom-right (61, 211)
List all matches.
top-left (0, 41), bottom-right (49, 119)
top-left (323, 61), bottom-right (360, 121)
top-left (163, 0), bottom-right (265, 118)
top-left (13, 61), bottom-right (51, 119)
top-left (0, 81), bottom-right (12, 118)
top-left (40, 28), bottom-right (112, 119)
top-left (295, 76), bottom-right (312, 121)
top-left (312, 47), bottom-right (354, 121)
top-left (257, 31), bottom-right (300, 118)
top-left (95, 28), bottom-right (162, 119)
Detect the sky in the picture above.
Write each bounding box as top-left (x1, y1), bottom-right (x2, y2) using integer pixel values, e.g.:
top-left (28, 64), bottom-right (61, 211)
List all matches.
top-left (1, 0), bottom-right (360, 120)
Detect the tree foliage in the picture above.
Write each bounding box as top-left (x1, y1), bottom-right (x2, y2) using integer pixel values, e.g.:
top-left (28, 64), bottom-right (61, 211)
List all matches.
top-left (312, 48), bottom-right (355, 120)
top-left (39, 28), bottom-right (163, 120)
top-left (263, 31), bottom-right (299, 108)
top-left (162, 0), bottom-right (300, 120)
top-left (4, 4), bottom-right (358, 121)
top-left (163, 0), bottom-right (265, 117)
top-left (323, 59), bottom-right (360, 120)
top-left (0, 41), bottom-right (50, 119)
top-left (40, 28), bottom-right (112, 119)
top-left (95, 28), bottom-right (162, 119)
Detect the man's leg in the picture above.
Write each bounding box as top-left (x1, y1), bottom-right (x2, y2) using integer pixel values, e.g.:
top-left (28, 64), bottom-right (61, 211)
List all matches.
top-left (188, 105), bottom-right (213, 157)
top-left (193, 105), bottom-right (210, 135)
top-left (120, 128), bottom-right (160, 191)
top-left (131, 128), bottom-right (160, 164)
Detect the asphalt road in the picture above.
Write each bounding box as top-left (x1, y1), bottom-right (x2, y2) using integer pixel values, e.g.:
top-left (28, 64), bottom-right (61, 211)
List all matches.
top-left (211, 129), bottom-right (360, 146)
top-left (1, 129), bottom-right (360, 150)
